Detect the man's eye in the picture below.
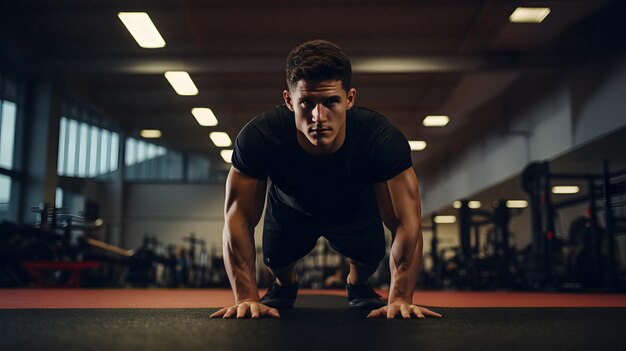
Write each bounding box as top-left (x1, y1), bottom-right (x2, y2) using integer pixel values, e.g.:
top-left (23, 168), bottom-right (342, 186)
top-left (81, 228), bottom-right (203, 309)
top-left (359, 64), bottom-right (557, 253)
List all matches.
top-left (300, 100), bottom-right (313, 107)
top-left (325, 98), bottom-right (340, 106)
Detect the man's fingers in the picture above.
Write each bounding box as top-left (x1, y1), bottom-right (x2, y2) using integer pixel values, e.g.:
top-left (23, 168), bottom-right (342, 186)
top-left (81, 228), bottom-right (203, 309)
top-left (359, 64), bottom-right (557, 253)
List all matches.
top-left (236, 303), bottom-right (250, 319)
top-left (250, 303), bottom-right (261, 319)
top-left (387, 305), bottom-right (399, 319)
top-left (213, 303), bottom-right (439, 320)
top-left (419, 306), bottom-right (443, 318)
top-left (212, 303), bottom-right (281, 319)
top-left (410, 305), bottom-right (425, 319)
top-left (367, 308), bottom-right (386, 319)
top-left (365, 303), bottom-right (442, 320)
top-left (209, 307), bottom-right (228, 319)
top-left (223, 306), bottom-right (238, 319)
top-left (400, 304), bottom-right (411, 319)
top-left (266, 307), bottom-right (281, 318)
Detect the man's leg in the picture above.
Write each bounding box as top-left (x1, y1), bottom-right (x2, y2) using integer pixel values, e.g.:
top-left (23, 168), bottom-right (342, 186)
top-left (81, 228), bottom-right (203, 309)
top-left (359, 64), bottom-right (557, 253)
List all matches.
top-left (267, 262), bottom-right (298, 286)
top-left (261, 197), bottom-right (319, 308)
top-left (346, 258), bottom-right (380, 285)
top-left (261, 261), bottom-right (300, 309)
top-left (324, 214), bottom-right (387, 308)
top-left (345, 258), bottom-right (385, 308)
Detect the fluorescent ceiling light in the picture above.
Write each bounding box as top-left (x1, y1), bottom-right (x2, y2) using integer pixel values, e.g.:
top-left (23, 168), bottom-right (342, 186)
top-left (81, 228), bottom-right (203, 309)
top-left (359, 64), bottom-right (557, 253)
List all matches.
top-left (220, 149), bottom-right (233, 163)
top-left (552, 186), bottom-right (580, 194)
top-left (408, 140), bottom-right (427, 151)
top-left (468, 201), bottom-right (481, 209)
top-left (509, 7), bottom-right (550, 23)
top-left (506, 200), bottom-right (528, 208)
top-left (452, 200), bottom-right (480, 209)
top-left (210, 132), bottom-right (232, 147)
top-left (423, 115), bottom-right (449, 127)
top-left (140, 129), bottom-right (161, 138)
top-left (434, 215), bottom-right (456, 224)
top-left (118, 12), bottom-right (165, 48)
top-left (164, 71), bottom-right (198, 96)
top-left (192, 108), bottom-right (218, 126)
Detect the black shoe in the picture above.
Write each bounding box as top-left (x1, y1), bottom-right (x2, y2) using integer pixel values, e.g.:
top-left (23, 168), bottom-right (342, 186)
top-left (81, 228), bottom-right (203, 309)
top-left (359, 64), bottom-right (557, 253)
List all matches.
top-left (346, 282), bottom-right (386, 309)
top-left (260, 280), bottom-right (299, 309)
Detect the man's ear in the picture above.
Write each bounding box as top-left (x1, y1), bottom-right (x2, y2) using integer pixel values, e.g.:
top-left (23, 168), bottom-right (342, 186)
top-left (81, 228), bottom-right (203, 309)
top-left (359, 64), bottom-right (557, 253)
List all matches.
top-left (283, 90), bottom-right (294, 111)
top-left (346, 88), bottom-right (357, 110)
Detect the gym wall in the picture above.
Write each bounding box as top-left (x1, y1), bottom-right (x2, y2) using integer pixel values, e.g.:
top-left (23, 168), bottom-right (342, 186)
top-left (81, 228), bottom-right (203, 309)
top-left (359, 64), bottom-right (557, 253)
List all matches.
top-left (421, 55), bottom-right (626, 216)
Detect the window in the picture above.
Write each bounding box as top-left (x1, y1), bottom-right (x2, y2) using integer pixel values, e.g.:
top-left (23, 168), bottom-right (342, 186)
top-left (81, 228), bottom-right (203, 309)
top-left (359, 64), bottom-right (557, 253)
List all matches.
top-left (0, 72), bottom-right (22, 222)
top-left (57, 117), bottom-right (120, 178)
top-left (55, 187), bottom-right (64, 209)
top-left (0, 99), bottom-right (18, 218)
top-left (89, 126), bottom-right (99, 177)
top-left (124, 137), bottom-right (181, 181)
top-left (0, 174), bottom-right (10, 214)
top-left (0, 100), bottom-right (17, 170)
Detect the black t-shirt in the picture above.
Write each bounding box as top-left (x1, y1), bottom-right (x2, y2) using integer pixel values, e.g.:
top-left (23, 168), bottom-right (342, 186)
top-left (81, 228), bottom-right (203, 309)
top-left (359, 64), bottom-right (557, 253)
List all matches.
top-left (232, 104), bottom-right (412, 225)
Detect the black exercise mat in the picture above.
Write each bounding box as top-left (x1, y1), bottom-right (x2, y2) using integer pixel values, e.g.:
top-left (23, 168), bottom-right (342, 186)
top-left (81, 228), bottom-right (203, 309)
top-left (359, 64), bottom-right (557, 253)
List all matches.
top-left (1, 295), bottom-right (625, 351)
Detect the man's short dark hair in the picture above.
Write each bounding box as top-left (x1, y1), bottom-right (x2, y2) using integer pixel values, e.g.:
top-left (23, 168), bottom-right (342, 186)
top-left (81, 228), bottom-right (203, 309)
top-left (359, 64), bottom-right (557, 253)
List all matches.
top-left (285, 39), bottom-right (352, 92)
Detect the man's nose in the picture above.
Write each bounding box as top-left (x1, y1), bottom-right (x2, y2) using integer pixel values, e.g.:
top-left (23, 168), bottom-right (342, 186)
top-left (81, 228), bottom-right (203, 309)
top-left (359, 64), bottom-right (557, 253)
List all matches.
top-left (311, 104), bottom-right (327, 124)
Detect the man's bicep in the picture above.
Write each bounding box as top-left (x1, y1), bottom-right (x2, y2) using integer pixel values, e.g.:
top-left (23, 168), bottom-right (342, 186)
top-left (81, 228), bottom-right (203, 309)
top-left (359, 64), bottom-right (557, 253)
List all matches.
top-left (225, 167), bottom-right (267, 226)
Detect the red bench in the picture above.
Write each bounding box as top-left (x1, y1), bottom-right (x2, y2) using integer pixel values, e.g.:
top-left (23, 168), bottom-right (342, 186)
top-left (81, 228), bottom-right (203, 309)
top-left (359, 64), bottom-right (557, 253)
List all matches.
top-left (21, 261), bottom-right (100, 287)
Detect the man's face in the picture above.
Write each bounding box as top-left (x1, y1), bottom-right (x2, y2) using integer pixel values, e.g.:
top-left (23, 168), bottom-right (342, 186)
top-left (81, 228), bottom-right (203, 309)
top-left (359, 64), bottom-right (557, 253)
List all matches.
top-left (283, 80), bottom-right (356, 155)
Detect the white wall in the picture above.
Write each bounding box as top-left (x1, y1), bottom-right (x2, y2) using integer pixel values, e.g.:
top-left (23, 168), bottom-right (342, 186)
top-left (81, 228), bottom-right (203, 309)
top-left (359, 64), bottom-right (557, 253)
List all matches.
top-left (123, 183), bottom-right (226, 250)
top-left (573, 60), bottom-right (626, 145)
top-left (421, 55), bottom-right (626, 216)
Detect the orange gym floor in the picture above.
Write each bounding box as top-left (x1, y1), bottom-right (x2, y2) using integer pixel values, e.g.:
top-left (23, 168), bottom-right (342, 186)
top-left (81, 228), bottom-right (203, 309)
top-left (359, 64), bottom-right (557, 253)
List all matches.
top-left (2, 288), bottom-right (625, 309)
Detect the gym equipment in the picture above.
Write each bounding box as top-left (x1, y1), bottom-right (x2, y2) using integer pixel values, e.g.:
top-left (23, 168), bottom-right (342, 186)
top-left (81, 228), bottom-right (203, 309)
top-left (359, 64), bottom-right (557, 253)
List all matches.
top-left (442, 200), bottom-right (524, 290)
top-left (521, 161), bottom-right (560, 289)
top-left (417, 220), bottom-right (440, 289)
top-left (295, 239), bottom-right (343, 289)
top-left (0, 204), bottom-right (131, 287)
top-left (521, 159), bottom-right (626, 291)
top-left (127, 234), bottom-right (158, 287)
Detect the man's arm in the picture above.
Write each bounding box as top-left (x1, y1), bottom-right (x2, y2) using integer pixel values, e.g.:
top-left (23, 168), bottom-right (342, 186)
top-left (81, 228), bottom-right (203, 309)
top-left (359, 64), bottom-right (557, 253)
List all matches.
top-left (371, 167), bottom-right (442, 319)
top-left (210, 167), bottom-right (279, 319)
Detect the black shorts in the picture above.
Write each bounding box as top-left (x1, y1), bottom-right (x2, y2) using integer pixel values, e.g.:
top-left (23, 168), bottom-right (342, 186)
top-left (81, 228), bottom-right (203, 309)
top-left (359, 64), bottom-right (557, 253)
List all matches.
top-left (262, 199), bottom-right (386, 269)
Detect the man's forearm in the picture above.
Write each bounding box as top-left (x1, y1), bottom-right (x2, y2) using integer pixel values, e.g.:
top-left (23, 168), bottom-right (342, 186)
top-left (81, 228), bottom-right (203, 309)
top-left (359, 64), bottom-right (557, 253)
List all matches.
top-left (223, 222), bottom-right (260, 303)
top-left (387, 226), bottom-right (423, 304)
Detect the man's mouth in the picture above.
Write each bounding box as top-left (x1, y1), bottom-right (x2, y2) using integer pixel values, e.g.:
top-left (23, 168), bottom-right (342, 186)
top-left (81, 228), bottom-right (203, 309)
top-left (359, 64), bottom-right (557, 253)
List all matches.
top-left (310, 127), bottom-right (331, 133)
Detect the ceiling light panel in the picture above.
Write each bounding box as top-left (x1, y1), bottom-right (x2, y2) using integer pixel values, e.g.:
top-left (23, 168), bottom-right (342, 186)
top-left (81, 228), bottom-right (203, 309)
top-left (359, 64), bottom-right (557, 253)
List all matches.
top-left (408, 140), bottom-right (427, 151)
top-left (192, 108), bottom-right (218, 126)
top-left (164, 71), bottom-right (198, 96)
top-left (118, 12), bottom-right (166, 48)
top-left (468, 201), bottom-right (481, 209)
top-left (221, 150), bottom-right (233, 163)
top-left (434, 215), bottom-right (456, 224)
top-left (210, 132), bottom-right (232, 147)
top-left (423, 115), bottom-right (449, 127)
top-left (452, 200), bottom-right (481, 209)
top-left (509, 7), bottom-right (551, 23)
top-left (552, 186), bottom-right (580, 194)
top-left (140, 129), bottom-right (162, 138)
top-left (506, 200), bottom-right (528, 208)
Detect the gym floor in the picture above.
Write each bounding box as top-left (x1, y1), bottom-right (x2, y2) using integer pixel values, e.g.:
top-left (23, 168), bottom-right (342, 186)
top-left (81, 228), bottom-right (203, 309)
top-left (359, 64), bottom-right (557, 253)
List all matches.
top-left (1, 289), bottom-right (626, 351)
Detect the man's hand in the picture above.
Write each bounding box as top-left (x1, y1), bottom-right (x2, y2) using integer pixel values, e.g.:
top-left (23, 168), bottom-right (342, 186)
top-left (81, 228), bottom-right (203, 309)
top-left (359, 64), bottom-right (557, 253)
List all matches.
top-left (367, 300), bottom-right (443, 319)
top-left (210, 301), bottom-right (280, 319)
